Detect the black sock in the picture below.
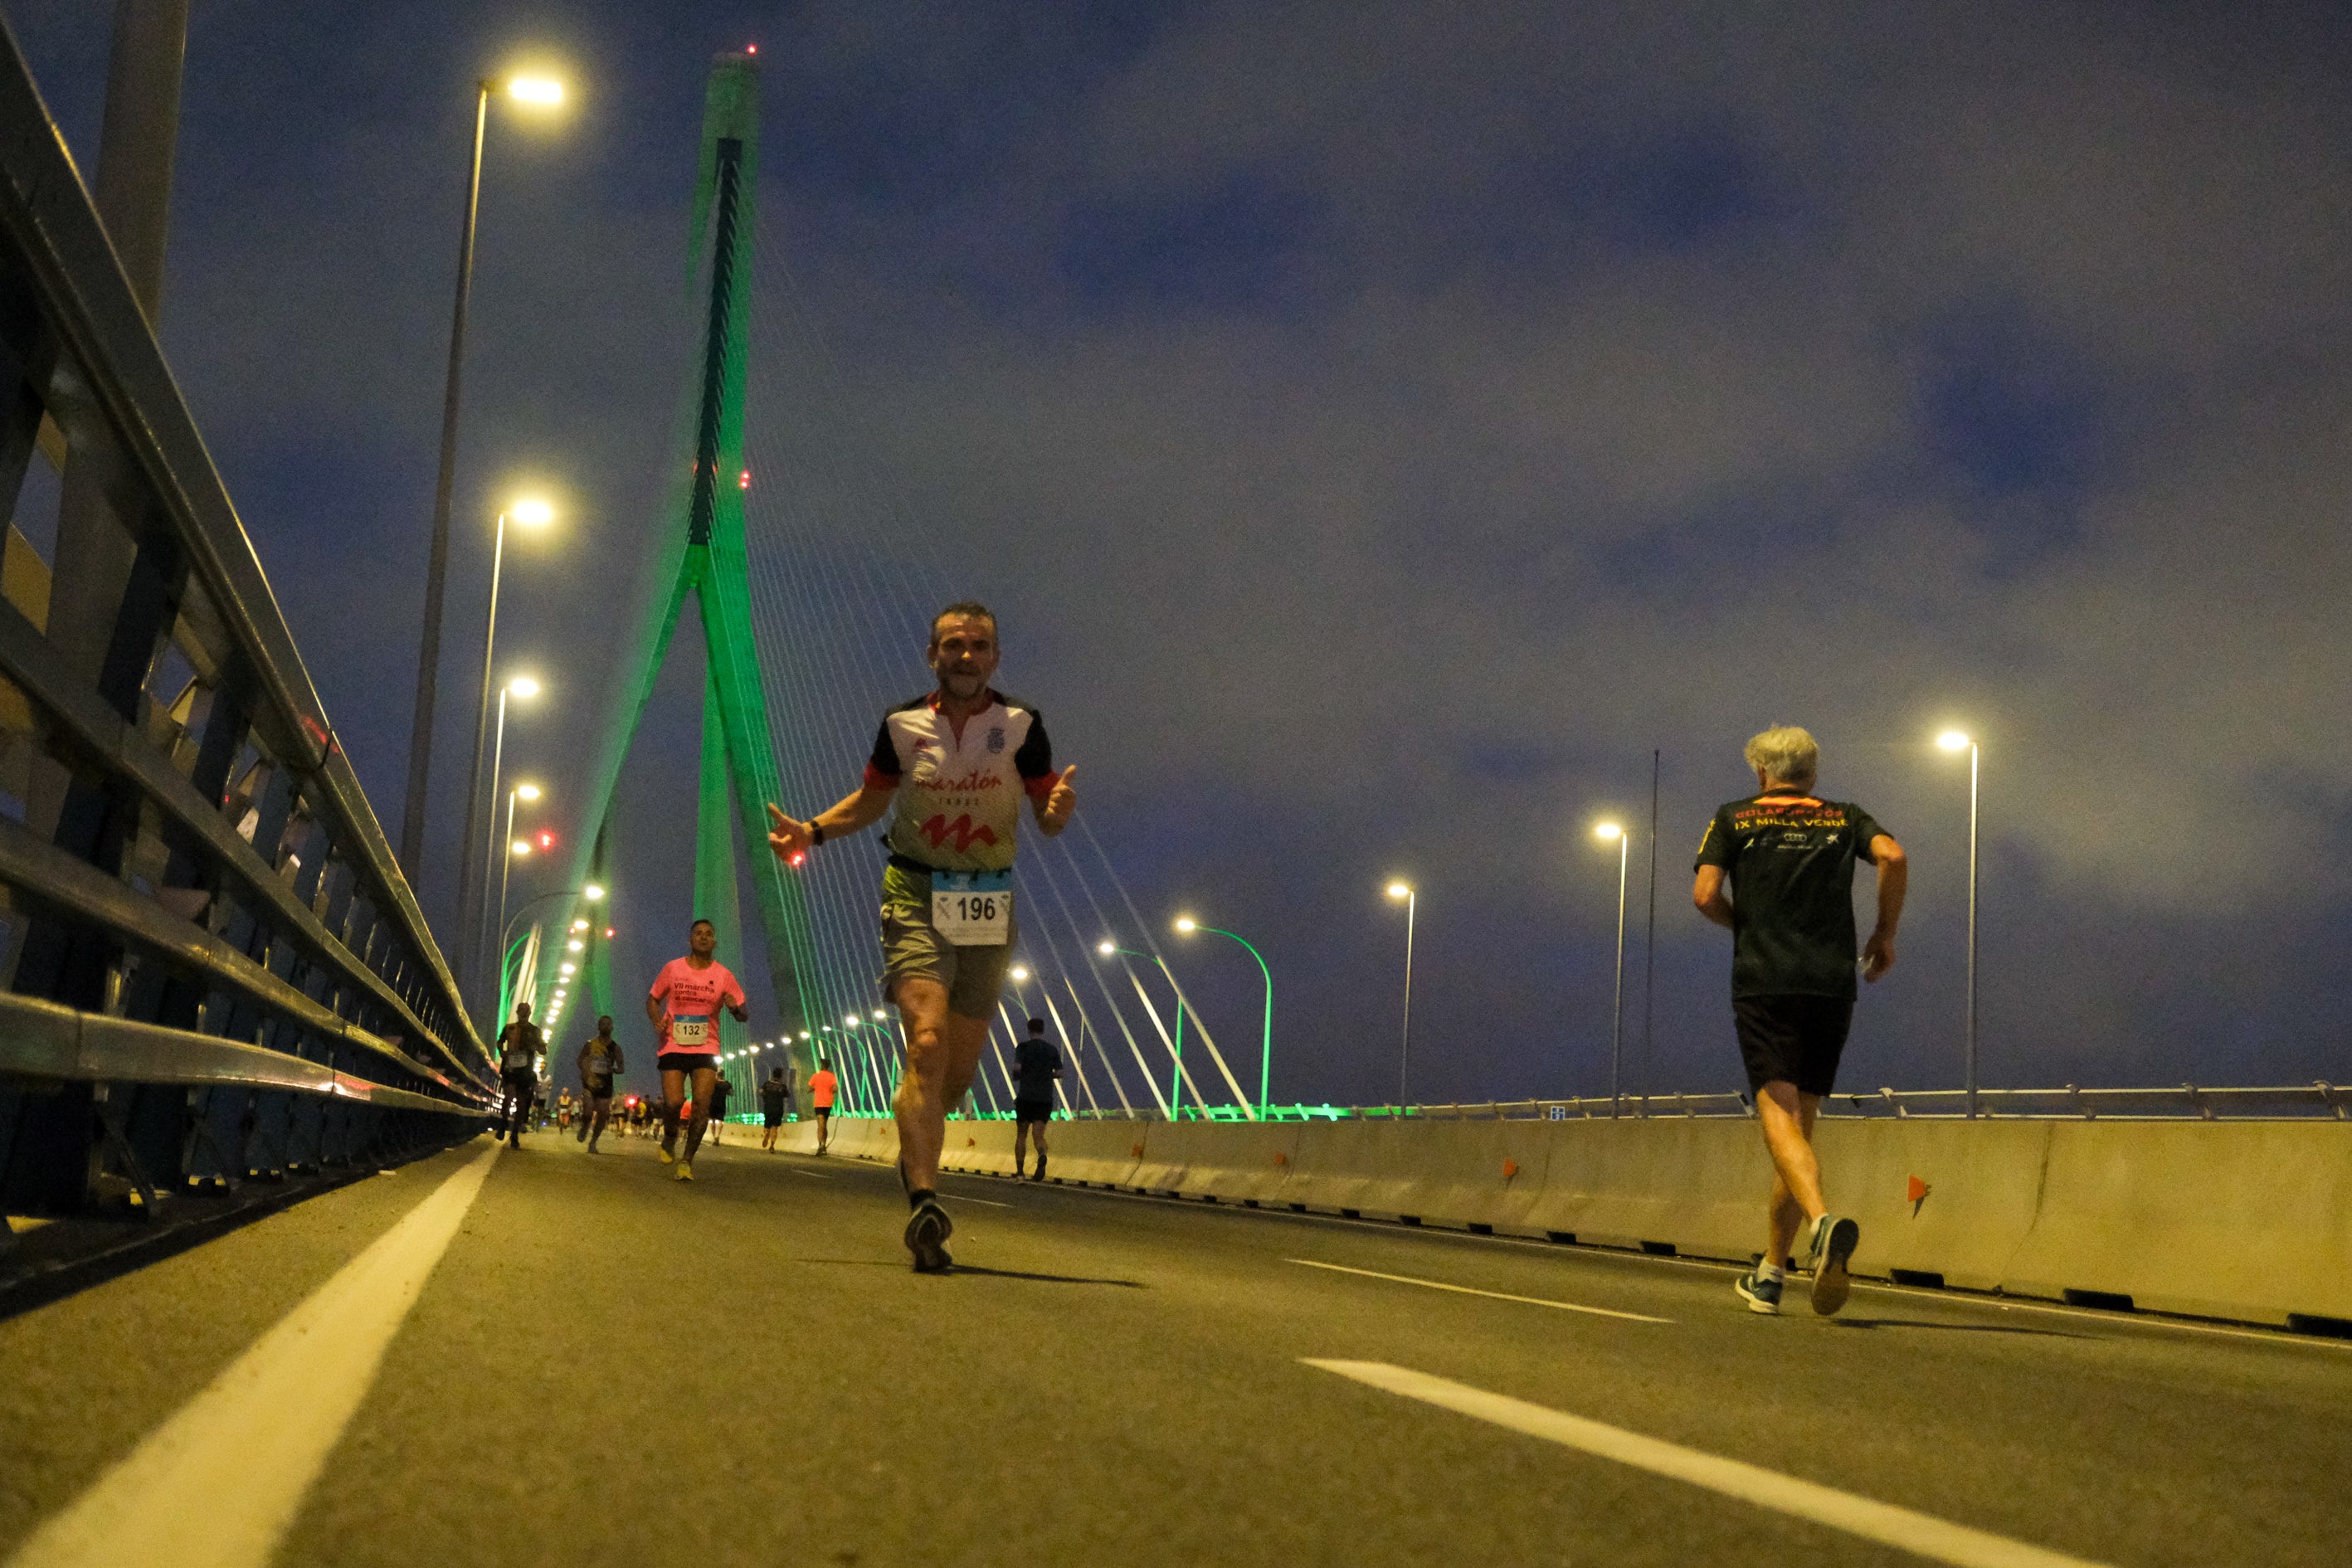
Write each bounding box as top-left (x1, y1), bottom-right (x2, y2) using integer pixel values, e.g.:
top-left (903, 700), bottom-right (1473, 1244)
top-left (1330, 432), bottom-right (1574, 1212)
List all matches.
top-left (908, 1186), bottom-right (935, 1211)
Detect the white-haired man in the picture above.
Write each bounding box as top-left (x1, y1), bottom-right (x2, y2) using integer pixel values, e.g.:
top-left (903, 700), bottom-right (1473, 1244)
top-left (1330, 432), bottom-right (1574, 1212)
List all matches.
top-left (1694, 724), bottom-right (1906, 1317)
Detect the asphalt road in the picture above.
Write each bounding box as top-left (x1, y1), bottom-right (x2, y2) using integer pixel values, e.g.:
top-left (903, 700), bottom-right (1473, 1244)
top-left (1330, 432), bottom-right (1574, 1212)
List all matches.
top-left (2, 1123), bottom-right (2347, 1568)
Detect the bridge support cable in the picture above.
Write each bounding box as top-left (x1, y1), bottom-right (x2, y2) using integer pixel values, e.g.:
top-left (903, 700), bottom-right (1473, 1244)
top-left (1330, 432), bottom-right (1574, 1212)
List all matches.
top-left (1030, 832), bottom-right (1176, 1114)
top-left (1062, 977), bottom-right (1136, 1116)
top-left (1038, 835), bottom-right (1218, 1117)
top-left (1119, 964), bottom-right (1215, 1118)
top-left (1003, 866), bottom-right (1119, 1114)
top-left (1025, 847), bottom-right (1168, 1117)
top-left (1074, 818), bottom-right (1259, 1118)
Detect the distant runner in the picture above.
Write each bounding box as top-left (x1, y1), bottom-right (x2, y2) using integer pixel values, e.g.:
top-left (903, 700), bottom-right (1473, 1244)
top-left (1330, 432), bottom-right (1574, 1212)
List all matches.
top-left (646, 919), bottom-right (749, 1183)
top-left (495, 1003), bottom-right (544, 1148)
top-left (1694, 725), bottom-right (1906, 1317)
top-left (1012, 1018), bottom-right (1063, 1181)
top-left (767, 601), bottom-right (1079, 1270)
top-left (705, 1075), bottom-right (734, 1146)
top-left (556, 1087), bottom-right (576, 1132)
top-left (577, 1016), bottom-right (625, 1152)
top-left (758, 1067), bottom-right (792, 1151)
top-left (808, 1059), bottom-right (838, 1153)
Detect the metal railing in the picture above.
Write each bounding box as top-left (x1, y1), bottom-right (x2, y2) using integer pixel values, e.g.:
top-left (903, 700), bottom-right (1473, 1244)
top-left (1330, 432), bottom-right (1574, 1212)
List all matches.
top-left (0, 22), bottom-right (491, 1220)
top-left (896, 1082), bottom-right (2352, 1126)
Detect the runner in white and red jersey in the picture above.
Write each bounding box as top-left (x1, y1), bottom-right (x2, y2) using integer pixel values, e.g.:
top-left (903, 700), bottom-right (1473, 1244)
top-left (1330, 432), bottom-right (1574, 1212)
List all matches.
top-left (765, 601), bottom-right (1079, 1271)
top-left (645, 918), bottom-right (749, 1182)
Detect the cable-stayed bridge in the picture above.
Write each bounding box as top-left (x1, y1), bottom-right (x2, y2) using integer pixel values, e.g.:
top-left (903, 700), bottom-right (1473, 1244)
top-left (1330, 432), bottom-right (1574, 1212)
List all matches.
top-left (0, 28), bottom-right (2347, 1568)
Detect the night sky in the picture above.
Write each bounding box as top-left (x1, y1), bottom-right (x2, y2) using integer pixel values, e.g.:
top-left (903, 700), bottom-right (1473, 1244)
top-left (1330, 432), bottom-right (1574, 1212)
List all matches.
top-left (9, 2), bottom-right (2350, 1105)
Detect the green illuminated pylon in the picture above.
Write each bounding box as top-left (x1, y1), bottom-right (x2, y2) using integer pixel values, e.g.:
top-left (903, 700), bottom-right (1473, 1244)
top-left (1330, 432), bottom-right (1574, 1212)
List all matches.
top-left (528, 51), bottom-right (818, 1068)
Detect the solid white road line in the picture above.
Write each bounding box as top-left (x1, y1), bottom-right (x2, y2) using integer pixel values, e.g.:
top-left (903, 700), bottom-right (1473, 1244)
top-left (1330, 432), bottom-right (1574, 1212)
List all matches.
top-left (8, 1143), bottom-right (502, 1568)
top-left (1290, 1259), bottom-right (1672, 1323)
top-left (1305, 1360), bottom-right (2112, 1568)
top-left (784, 1168), bottom-right (836, 1180)
top-left (942, 1193), bottom-right (1015, 1209)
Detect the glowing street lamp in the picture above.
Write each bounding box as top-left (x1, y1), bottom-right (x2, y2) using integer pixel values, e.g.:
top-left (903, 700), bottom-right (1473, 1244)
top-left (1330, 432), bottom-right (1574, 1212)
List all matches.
top-left (1009, 966), bottom-right (1030, 984)
top-left (1937, 730), bottom-right (1982, 1118)
top-left (1594, 823), bottom-right (1629, 1116)
top-left (1175, 915), bottom-right (1275, 1118)
top-left (1385, 881), bottom-right (1415, 1105)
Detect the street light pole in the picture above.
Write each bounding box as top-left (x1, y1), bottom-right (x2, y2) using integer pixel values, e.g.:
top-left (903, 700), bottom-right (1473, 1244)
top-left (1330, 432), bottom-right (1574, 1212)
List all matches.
top-left (1175, 918), bottom-right (1274, 1118)
top-left (456, 504), bottom-right (546, 995)
top-left (399, 80), bottom-right (489, 884)
top-left (398, 74), bottom-right (565, 886)
top-left (1938, 732), bottom-right (1982, 1118)
top-left (475, 674), bottom-right (538, 1017)
top-left (498, 782), bottom-right (538, 972)
top-left (1595, 824), bottom-right (1629, 1117)
top-left (1965, 740), bottom-right (1980, 1118)
top-left (1385, 882), bottom-right (1415, 1106)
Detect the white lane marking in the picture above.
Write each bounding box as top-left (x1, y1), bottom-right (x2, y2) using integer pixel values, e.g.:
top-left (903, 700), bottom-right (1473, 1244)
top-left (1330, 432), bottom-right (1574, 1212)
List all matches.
top-left (784, 1168), bottom-right (836, 1180)
top-left (1052, 1181), bottom-right (2351, 1354)
top-left (1305, 1360), bottom-right (2111, 1568)
top-left (1842, 1280), bottom-right (2352, 1351)
top-left (1291, 1259), bottom-right (1672, 1323)
top-left (8, 1143), bottom-right (501, 1568)
top-left (943, 1193), bottom-right (1015, 1209)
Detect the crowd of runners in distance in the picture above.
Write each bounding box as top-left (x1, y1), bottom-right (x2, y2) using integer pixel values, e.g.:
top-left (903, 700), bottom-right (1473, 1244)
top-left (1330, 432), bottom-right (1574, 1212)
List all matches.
top-left (493, 599), bottom-right (1900, 1320)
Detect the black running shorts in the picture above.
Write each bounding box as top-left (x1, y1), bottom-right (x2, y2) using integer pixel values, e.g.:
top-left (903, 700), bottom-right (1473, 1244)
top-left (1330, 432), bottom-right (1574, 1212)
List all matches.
top-left (1014, 1098), bottom-right (1053, 1127)
top-left (1732, 994), bottom-right (1854, 1097)
top-left (762, 1109), bottom-right (784, 1128)
top-left (656, 1050), bottom-right (718, 1077)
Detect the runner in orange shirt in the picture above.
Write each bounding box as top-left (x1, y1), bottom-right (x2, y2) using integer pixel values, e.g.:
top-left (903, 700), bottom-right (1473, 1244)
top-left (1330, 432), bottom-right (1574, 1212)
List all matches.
top-left (808, 1058), bottom-right (838, 1154)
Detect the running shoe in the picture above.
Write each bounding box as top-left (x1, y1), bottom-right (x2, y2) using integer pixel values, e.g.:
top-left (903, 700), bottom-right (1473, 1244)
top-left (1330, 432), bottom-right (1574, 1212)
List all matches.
top-left (1031, 1156), bottom-right (1048, 1182)
top-left (657, 1142), bottom-right (674, 1165)
top-left (674, 1160), bottom-right (694, 1182)
top-left (904, 1199), bottom-right (954, 1273)
top-left (1734, 1269), bottom-right (1784, 1315)
top-left (1808, 1215), bottom-right (1860, 1316)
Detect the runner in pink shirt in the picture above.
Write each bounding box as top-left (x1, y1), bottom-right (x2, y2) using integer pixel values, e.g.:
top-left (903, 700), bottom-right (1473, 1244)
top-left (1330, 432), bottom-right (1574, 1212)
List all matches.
top-left (645, 918), bottom-right (748, 1181)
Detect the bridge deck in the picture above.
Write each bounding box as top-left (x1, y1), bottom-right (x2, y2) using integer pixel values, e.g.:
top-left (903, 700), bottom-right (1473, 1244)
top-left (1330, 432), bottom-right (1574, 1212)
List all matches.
top-left (3, 1133), bottom-right (2346, 1567)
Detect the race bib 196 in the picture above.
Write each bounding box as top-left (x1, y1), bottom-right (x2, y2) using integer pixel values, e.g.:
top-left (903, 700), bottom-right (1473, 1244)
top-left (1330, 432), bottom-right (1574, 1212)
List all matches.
top-left (932, 869), bottom-right (1012, 947)
top-left (669, 1014), bottom-right (710, 1048)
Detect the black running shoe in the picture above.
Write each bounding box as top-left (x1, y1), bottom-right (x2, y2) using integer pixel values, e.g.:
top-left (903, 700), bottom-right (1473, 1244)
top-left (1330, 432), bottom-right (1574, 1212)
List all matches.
top-left (1031, 1155), bottom-right (1047, 1182)
top-left (1809, 1215), bottom-right (1860, 1316)
top-left (904, 1198), bottom-right (954, 1273)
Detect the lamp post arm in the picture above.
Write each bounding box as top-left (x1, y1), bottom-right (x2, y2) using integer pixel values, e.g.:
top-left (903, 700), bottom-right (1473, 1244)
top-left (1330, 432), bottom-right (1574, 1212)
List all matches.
top-left (1199, 926), bottom-right (1274, 1117)
top-left (499, 887), bottom-right (597, 958)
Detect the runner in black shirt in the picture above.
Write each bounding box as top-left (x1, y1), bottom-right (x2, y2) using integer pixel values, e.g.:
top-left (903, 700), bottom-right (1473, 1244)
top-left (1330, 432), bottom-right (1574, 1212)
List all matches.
top-left (1011, 1019), bottom-right (1063, 1181)
top-left (758, 1068), bottom-right (793, 1151)
top-left (494, 1004), bottom-right (544, 1148)
top-left (1694, 725), bottom-right (1906, 1317)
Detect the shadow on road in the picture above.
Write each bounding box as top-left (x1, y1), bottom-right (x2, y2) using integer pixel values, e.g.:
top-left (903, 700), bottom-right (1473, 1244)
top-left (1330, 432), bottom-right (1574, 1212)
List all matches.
top-left (1831, 1317), bottom-right (2086, 1339)
top-left (945, 1264), bottom-right (1147, 1288)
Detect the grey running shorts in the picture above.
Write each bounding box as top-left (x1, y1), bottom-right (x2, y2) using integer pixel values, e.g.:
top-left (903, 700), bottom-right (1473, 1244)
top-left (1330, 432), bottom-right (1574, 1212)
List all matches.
top-left (878, 862), bottom-right (1015, 1021)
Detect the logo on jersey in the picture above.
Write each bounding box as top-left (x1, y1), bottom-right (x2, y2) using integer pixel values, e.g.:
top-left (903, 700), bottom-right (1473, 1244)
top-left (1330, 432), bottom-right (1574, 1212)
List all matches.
top-left (918, 813), bottom-right (1000, 852)
top-left (987, 726), bottom-right (1006, 753)
top-left (919, 769), bottom-right (1005, 794)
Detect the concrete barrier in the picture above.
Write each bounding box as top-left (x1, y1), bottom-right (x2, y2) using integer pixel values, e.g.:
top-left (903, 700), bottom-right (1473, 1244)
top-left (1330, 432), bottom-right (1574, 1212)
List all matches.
top-left (778, 1111), bottom-right (2352, 1331)
top-left (2001, 1120), bottom-right (2352, 1326)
